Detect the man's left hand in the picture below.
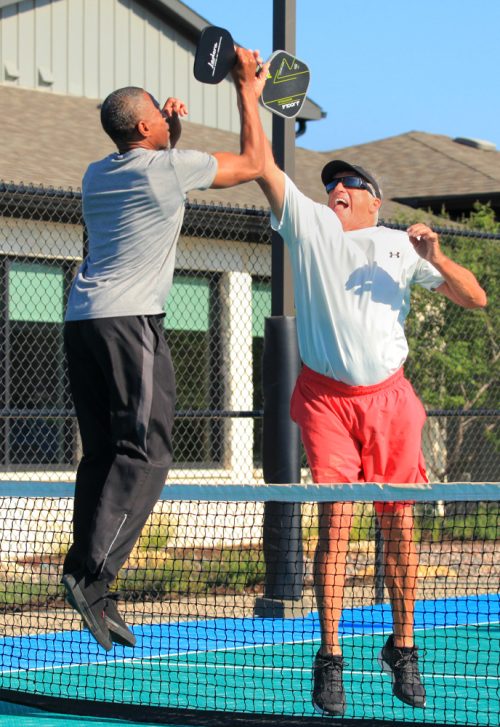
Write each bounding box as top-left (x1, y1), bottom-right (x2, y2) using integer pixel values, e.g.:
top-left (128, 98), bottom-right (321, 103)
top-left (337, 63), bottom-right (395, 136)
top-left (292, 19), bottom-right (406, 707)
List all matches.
top-left (252, 50), bottom-right (270, 100)
top-left (163, 98), bottom-right (188, 148)
top-left (407, 223), bottom-right (443, 265)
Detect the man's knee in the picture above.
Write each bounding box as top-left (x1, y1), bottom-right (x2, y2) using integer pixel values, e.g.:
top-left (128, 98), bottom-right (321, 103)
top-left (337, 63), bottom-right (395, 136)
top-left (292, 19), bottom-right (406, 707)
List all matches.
top-left (374, 501), bottom-right (414, 516)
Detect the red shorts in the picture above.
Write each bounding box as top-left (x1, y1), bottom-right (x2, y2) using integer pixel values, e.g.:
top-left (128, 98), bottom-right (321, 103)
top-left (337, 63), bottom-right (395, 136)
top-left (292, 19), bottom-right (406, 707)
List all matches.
top-left (290, 366), bottom-right (428, 513)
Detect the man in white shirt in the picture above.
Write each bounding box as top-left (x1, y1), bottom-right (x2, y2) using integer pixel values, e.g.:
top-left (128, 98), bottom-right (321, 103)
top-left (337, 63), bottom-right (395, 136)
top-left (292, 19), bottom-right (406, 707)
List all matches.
top-left (257, 154), bottom-right (487, 715)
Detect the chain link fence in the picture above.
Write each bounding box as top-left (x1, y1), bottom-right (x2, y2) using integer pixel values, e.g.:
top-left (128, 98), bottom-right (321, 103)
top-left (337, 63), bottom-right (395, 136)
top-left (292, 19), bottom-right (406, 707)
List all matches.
top-left (0, 182), bottom-right (498, 484)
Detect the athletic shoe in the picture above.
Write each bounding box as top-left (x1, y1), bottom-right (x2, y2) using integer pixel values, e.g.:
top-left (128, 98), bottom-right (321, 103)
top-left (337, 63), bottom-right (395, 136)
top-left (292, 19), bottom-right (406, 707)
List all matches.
top-left (312, 651), bottom-right (346, 716)
top-left (104, 595), bottom-right (136, 647)
top-left (62, 572), bottom-right (113, 652)
top-left (378, 634), bottom-right (426, 708)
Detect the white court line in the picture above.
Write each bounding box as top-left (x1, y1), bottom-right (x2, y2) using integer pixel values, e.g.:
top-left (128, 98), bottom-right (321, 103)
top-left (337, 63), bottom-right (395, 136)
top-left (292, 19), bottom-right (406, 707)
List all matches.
top-left (140, 661), bottom-right (500, 682)
top-left (3, 657), bottom-right (498, 685)
top-left (1, 619), bottom-right (498, 677)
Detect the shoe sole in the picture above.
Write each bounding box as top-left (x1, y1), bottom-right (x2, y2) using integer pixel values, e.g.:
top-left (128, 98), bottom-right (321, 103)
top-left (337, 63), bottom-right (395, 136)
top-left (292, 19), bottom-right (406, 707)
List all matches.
top-left (104, 613), bottom-right (137, 648)
top-left (62, 574), bottom-right (113, 652)
top-left (378, 651), bottom-right (426, 709)
top-left (67, 583), bottom-right (136, 647)
top-left (312, 696), bottom-right (346, 717)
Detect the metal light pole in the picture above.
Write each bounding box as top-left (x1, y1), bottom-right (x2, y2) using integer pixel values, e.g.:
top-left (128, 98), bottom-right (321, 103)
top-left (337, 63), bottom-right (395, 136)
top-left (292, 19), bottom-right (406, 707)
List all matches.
top-left (254, 0), bottom-right (312, 619)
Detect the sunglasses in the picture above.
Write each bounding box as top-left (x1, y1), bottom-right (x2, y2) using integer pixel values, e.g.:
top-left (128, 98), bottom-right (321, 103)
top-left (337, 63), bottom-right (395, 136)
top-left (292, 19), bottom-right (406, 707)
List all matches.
top-left (325, 176), bottom-right (375, 196)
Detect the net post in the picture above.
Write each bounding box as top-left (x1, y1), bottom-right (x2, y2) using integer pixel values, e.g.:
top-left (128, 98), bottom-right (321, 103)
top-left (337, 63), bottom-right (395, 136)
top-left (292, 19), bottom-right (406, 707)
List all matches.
top-left (254, 317), bottom-right (313, 617)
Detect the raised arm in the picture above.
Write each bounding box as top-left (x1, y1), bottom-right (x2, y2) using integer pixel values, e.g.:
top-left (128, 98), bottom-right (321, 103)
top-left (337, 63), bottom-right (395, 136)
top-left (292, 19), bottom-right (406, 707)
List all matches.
top-left (162, 97), bottom-right (187, 149)
top-left (256, 134), bottom-right (286, 221)
top-left (407, 223), bottom-right (488, 309)
top-left (210, 47), bottom-right (267, 188)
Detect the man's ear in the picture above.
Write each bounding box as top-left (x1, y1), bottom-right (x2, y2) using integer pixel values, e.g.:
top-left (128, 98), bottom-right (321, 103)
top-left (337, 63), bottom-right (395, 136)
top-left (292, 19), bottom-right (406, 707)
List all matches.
top-left (370, 196), bottom-right (382, 214)
top-left (136, 119), bottom-right (150, 138)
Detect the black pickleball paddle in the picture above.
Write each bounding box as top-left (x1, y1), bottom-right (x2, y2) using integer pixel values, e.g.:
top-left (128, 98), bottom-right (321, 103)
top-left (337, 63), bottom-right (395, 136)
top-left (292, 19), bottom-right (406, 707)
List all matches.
top-left (193, 26), bottom-right (237, 84)
top-left (260, 50), bottom-right (310, 119)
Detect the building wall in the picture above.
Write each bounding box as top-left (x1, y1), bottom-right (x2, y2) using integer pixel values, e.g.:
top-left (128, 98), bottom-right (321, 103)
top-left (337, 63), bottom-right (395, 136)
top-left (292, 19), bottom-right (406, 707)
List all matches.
top-left (0, 215), bottom-right (273, 486)
top-left (0, 0), bottom-right (272, 136)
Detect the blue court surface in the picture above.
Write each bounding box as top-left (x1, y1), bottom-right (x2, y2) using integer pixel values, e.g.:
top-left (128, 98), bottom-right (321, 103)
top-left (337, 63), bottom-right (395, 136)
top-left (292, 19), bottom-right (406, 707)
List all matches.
top-left (0, 594), bottom-right (498, 726)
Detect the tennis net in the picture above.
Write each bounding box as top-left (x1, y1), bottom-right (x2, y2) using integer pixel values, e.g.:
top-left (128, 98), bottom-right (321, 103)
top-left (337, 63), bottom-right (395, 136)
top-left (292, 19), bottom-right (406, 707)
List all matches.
top-left (0, 481), bottom-right (498, 726)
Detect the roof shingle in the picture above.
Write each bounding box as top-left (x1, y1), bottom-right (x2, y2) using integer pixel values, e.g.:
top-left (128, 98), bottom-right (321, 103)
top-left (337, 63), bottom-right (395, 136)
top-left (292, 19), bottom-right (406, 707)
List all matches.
top-left (1, 85), bottom-right (498, 221)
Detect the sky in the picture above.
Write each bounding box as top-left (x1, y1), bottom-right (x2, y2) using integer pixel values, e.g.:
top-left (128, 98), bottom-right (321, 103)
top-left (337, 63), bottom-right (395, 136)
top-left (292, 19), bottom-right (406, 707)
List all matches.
top-left (185, 0), bottom-right (500, 153)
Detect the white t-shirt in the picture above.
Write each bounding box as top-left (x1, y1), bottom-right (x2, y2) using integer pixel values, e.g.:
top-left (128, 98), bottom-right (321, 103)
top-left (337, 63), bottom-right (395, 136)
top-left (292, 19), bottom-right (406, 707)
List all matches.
top-left (271, 175), bottom-right (444, 386)
top-left (66, 147), bottom-right (217, 321)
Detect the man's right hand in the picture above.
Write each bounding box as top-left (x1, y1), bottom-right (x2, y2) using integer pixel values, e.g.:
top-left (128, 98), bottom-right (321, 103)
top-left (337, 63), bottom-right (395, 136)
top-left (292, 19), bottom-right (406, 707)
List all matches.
top-left (231, 46), bottom-right (268, 99)
top-left (162, 97), bottom-right (188, 149)
top-left (210, 46), bottom-right (266, 189)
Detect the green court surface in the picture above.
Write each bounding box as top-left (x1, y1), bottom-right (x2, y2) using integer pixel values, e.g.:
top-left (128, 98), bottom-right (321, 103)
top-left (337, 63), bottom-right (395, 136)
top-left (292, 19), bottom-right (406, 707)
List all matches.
top-left (0, 595), bottom-right (498, 726)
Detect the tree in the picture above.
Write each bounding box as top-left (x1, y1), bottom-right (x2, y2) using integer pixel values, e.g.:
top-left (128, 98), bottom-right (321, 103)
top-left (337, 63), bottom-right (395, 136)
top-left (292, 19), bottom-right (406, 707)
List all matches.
top-left (404, 205), bottom-right (499, 481)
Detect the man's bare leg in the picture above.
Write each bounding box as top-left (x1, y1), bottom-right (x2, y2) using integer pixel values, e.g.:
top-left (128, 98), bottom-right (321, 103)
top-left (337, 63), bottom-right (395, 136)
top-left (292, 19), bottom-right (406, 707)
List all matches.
top-left (376, 503), bottom-right (418, 647)
top-left (314, 501), bottom-right (354, 655)
top-left (312, 500), bottom-right (353, 716)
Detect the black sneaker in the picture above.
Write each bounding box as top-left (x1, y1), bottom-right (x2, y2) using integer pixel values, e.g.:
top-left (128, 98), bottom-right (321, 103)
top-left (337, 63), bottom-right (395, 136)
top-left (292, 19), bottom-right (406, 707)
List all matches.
top-left (378, 634), bottom-right (426, 708)
top-left (312, 651), bottom-right (346, 716)
top-left (104, 595), bottom-right (136, 648)
top-left (62, 572), bottom-right (113, 652)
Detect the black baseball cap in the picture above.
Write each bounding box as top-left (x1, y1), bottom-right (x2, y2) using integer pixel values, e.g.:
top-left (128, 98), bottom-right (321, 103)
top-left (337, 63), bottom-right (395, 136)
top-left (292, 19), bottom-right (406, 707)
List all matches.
top-left (321, 159), bottom-right (383, 199)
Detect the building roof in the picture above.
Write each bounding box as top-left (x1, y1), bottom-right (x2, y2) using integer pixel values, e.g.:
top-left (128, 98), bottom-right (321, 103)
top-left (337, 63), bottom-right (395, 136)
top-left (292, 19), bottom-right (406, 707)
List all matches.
top-left (318, 132), bottom-right (500, 218)
top-left (1, 85), bottom-right (499, 222)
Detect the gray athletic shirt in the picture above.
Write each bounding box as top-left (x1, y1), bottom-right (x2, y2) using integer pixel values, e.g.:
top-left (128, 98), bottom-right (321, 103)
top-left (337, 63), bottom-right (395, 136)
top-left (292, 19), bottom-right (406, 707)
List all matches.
top-left (65, 147), bottom-right (217, 321)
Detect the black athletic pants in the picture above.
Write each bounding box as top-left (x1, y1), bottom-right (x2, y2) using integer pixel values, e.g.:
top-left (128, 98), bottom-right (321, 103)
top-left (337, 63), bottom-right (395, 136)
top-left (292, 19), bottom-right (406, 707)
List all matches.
top-left (63, 314), bottom-right (175, 585)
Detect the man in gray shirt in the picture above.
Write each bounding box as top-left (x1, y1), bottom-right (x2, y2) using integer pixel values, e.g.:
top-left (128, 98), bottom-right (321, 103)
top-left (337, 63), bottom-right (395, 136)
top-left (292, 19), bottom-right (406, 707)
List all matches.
top-left (62, 46), bottom-right (267, 651)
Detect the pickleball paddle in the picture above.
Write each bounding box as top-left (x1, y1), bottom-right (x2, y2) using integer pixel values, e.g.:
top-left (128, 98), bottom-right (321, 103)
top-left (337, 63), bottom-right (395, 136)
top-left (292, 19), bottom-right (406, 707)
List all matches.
top-left (260, 50), bottom-right (310, 119)
top-left (193, 26), bottom-right (237, 84)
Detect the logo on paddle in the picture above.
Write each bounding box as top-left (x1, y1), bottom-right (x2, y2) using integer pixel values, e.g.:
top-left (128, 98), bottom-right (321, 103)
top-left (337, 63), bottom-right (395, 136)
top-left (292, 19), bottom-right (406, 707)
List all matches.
top-left (208, 38), bottom-right (222, 77)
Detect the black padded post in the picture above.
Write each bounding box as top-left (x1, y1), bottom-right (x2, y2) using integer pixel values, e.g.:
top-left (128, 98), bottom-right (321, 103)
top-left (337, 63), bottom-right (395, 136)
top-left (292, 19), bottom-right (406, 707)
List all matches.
top-left (259, 317), bottom-right (303, 606)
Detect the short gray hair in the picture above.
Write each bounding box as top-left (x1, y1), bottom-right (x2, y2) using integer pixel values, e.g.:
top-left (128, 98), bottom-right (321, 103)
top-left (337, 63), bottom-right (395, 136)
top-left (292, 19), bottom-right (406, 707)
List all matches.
top-left (100, 87), bottom-right (146, 144)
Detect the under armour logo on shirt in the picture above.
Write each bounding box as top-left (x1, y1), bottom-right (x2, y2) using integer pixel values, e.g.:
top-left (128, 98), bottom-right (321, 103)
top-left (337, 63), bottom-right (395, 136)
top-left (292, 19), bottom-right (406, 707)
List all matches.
top-left (389, 251), bottom-right (401, 258)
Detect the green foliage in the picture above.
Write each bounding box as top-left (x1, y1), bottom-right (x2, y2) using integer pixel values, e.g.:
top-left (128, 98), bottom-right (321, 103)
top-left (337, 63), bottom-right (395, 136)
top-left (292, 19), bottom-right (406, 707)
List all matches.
top-left (403, 216), bottom-right (499, 478)
top-left (461, 202), bottom-right (500, 233)
top-left (394, 201), bottom-right (499, 231)
top-left (115, 547), bottom-right (265, 597)
top-left (414, 502), bottom-right (499, 542)
top-left (302, 503), bottom-right (375, 546)
top-left (0, 575), bottom-right (60, 607)
top-left (350, 505), bottom-right (376, 542)
top-left (136, 522), bottom-right (175, 551)
top-left (406, 233), bottom-right (497, 410)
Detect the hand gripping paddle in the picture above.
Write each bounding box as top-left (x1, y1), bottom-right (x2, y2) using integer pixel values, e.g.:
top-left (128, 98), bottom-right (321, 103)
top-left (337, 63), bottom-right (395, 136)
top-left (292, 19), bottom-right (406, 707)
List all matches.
top-left (194, 26), bottom-right (310, 119)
